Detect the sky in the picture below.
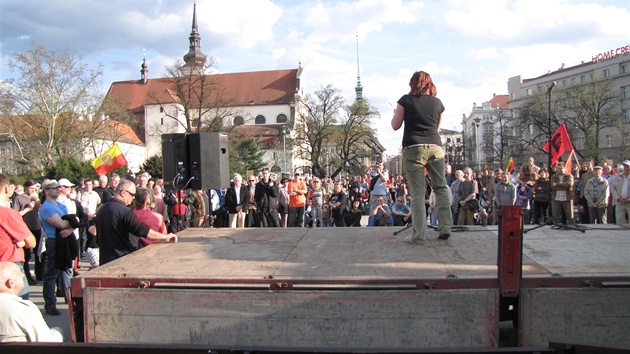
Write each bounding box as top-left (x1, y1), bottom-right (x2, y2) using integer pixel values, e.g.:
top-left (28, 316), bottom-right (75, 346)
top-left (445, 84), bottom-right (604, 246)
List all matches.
top-left (1, 0), bottom-right (629, 155)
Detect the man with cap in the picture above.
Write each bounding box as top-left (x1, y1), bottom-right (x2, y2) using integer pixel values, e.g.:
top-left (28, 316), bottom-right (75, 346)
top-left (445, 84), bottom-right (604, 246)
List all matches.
top-left (39, 179), bottom-right (76, 316)
top-left (58, 178), bottom-right (86, 274)
top-left (0, 174), bottom-right (36, 300)
top-left (584, 166), bottom-right (609, 224)
top-left (550, 162), bottom-right (575, 226)
top-left (0, 261), bottom-right (63, 342)
top-left (287, 172), bottom-right (307, 227)
top-left (611, 160), bottom-right (630, 224)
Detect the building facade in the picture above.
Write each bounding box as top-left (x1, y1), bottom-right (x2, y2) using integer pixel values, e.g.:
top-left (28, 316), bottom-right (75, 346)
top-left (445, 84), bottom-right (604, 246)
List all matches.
top-left (507, 47), bottom-right (630, 167)
top-left (462, 95), bottom-right (509, 171)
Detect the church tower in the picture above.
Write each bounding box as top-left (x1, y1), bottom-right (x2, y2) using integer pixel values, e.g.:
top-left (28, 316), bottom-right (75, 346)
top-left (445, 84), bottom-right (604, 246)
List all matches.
top-left (354, 33), bottom-right (363, 101)
top-left (182, 2), bottom-right (207, 74)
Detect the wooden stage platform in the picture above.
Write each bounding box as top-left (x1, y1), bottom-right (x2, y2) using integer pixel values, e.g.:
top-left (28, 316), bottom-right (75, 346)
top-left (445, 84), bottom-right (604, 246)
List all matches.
top-left (72, 224), bottom-right (630, 348)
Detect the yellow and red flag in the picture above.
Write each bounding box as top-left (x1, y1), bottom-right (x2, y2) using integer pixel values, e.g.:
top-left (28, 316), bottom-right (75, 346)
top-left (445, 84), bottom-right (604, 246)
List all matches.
top-left (505, 156), bottom-right (514, 172)
top-left (92, 144), bottom-right (127, 176)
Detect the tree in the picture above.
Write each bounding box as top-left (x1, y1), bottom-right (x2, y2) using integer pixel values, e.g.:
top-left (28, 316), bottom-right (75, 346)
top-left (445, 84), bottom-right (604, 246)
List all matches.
top-left (45, 157), bottom-right (96, 183)
top-left (141, 155), bottom-right (163, 179)
top-left (329, 99), bottom-right (379, 177)
top-left (229, 137), bottom-right (266, 177)
top-left (146, 59), bottom-right (242, 137)
top-left (513, 78), bottom-right (622, 163)
top-left (294, 85), bottom-right (345, 177)
top-left (554, 78), bottom-right (620, 161)
top-left (0, 42), bottom-right (106, 173)
top-left (484, 110), bottom-right (514, 170)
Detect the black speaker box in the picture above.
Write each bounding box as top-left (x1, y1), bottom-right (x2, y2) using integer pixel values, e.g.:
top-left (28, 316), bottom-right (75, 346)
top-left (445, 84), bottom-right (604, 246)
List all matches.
top-left (187, 132), bottom-right (230, 190)
top-left (161, 133), bottom-right (188, 190)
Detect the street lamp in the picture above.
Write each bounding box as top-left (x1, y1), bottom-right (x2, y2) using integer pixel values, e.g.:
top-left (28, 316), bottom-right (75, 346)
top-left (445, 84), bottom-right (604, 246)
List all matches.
top-left (281, 125), bottom-right (287, 174)
top-left (546, 81), bottom-right (556, 223)
top-left (474, 117), bottom-right (481, 172)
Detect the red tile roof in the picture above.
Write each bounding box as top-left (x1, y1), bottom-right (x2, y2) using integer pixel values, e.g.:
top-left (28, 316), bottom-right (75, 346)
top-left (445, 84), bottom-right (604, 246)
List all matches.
top-left (489, 94), bottom-right (509, 110)
top-left (104, 69), bottom-right (299, 114)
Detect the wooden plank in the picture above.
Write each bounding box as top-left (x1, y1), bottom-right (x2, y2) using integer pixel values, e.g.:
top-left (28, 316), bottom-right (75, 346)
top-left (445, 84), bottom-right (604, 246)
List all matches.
top-left (84, 287), bottom-right (499, 347)
top-left (77, 225), bottom-right (630, 283)
top-left (520, 288), bottom-right (630, 346)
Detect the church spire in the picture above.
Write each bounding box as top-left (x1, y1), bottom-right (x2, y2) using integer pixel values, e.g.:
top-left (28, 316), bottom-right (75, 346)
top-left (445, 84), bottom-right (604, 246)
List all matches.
top-left (355, 33), bottom-right (363, 101)
top-left (182, 2), bottom-right (207, 73)
top-left (140, 49), bottom-right (149, 85)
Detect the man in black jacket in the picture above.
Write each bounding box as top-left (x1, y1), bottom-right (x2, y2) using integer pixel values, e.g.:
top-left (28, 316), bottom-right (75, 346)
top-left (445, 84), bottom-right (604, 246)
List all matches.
top-left (254, 168), bottom-right (280, 227)
top-left (226, 174), bottom-right (248, 228)
top-left (96, 179), bottom-right (177, 265)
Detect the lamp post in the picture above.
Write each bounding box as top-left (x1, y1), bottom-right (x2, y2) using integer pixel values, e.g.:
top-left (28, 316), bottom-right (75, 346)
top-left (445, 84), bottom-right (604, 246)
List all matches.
top-left (546, 81), bottom-right (556, 223)
top-left (282, 125), bottom-right (287, 174)
top-left (474, 117), bottom-right (481, 173)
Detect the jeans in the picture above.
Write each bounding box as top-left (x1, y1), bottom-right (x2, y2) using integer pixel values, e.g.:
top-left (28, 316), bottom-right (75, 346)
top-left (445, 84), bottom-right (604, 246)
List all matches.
top-left (288, 206), bottom-right (305, 227)
top-left (16, 262), bottom-right (29, 300)
top-left (403, 145), bottom-right (452, 242)
top-left (322, 218), bottom-right (333, 227)
top-left (43, 238), bottom-right (73, 310)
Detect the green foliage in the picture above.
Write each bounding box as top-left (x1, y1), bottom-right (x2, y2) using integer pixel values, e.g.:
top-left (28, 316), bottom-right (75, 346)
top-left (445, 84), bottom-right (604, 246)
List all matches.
top-left (229, 137), bottom-right (266, 177)
top-left (44, 157), bottom-right (97, 184)
top-left (142, 155), bottom-right (163, 178)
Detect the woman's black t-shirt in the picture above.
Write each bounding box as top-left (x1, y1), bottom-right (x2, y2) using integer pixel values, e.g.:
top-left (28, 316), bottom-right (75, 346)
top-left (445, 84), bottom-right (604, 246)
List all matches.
top-left (397, 94), bottom-right (445, 147)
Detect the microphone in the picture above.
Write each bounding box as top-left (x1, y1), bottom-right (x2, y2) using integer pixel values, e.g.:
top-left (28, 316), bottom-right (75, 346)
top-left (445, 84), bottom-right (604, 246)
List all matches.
top-left (547, 81), bottom-right (556, 93)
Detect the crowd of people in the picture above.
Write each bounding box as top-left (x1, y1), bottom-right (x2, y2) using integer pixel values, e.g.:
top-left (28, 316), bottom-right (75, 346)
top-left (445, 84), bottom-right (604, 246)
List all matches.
top-left (0, 171), bottom-right (178, 343)
top-left (443, 158), bottom-right (630, 227)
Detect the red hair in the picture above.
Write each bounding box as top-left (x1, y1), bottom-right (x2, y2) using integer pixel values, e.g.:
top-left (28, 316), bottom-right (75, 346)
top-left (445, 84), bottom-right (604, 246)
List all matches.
top-left (409, 71), bottom-right (437, 96)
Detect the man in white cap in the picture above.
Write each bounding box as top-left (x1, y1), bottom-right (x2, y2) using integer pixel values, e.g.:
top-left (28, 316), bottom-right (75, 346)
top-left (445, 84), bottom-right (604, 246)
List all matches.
top-left (0, 261), bottom-right (63, 342)
top-left (611, 160), bottom-right (630, 224)
top-left (39, 180), bottom-right (76, 316)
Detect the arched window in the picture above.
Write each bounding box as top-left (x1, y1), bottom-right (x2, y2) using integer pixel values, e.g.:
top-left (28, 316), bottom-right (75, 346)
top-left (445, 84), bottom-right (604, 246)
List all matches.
top-left (233, 116), bottom-right (244, 126)
top-left (255, 115), bottom-right (266, 124)
top-left (276, 114), bottom-right (288, 123)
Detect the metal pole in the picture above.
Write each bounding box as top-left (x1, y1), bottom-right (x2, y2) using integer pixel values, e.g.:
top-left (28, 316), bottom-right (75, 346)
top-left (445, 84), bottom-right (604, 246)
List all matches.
top-left (547, 81), bottom-right (556, 223)
top-left (282, 128), bottom-right (287, 174)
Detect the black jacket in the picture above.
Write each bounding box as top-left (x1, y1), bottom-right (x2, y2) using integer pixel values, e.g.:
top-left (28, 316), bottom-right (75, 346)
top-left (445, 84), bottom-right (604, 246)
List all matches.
top-left (225, 185), bottom-right (248, 214)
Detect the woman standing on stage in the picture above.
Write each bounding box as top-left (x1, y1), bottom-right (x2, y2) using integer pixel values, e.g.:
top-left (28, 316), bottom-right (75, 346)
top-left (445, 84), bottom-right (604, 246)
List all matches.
top-left (391, 71), bottom-right (453, 244)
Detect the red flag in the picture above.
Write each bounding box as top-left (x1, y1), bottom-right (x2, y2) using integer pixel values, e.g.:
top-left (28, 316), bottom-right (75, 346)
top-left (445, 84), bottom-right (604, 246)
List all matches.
top-left (542, 123), bottom-right (574, 165)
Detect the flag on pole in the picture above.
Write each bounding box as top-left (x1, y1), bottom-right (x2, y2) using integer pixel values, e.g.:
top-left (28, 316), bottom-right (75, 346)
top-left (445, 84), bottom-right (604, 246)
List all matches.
top-left (565, 150), bottom-right (574, 175)
top-left (92, 144), bottom-right (128, 176)
top-left (505, 157), bottom-right (514, 172)
top-left (542, 123), bottom-right (574, 166)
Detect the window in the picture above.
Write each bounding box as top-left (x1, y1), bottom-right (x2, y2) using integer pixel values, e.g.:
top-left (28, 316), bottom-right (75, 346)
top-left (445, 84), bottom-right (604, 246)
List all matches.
top-left (606, 134), bottom-right (613, 147)
top-left (562, 79), bottom-right (567, 87)
top-left (160, 107), bottom-right (164, 113)
top-left (191, 118), bottom-right (200, 129)
top-left (580, 75), bottom-right (586, 84)
top-left (622, 86), bottom-right (630, 99)
top-left (233, 116), bottom-right (244, 126)
top-left (446, 138), bottom-right (452, 143)
top-left (526, 88), bottom-right (532, 96)
top-left (622, 64), bottom-right (628, 74)
top-left (623, 109), bottom-right (630, 123)
top-left (276, 114), bottom-right (288, 123)
top-left (483, 125), bottom-right (493, 135)
top-left (602, 69), bottom-right (610, 78)
top-left (456, 138), bottom-right (462, 143)
top-left (255, 115), bottom-right (266, 124)
top-left (574, 137), bottom-right (584, 149)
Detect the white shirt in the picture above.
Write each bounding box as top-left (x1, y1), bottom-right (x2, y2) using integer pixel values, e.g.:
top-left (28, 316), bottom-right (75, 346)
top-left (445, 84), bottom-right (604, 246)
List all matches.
top-left (80, 190), bottom-right (101, 215)
top-left (58, 195), bottom-right (80, 240)
top-left (0, 293), bottom-right (63, 342)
